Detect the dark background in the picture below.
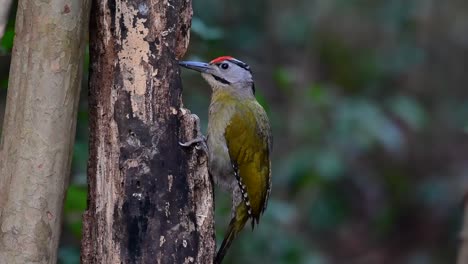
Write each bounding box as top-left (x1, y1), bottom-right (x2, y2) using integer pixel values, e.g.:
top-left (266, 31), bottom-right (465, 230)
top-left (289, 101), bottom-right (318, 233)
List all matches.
top-left (1, 1), bottom-right (467, 263)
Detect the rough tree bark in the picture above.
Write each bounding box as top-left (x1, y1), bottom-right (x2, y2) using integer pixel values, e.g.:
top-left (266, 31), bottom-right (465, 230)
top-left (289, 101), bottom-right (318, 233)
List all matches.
top-left (0, 0), bottom-right (90, 263)
top-left (81, 1), bottom-right (214, 263)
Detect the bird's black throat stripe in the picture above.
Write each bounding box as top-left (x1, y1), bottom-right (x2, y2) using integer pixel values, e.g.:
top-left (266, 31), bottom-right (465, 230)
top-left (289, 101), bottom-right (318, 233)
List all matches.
top-left (212, 74), bottom-right (231, 85)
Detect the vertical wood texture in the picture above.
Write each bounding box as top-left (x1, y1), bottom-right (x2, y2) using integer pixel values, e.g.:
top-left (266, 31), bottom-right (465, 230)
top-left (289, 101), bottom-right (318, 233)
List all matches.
top-left (80, 1), bottom-right (215, 263)
top-left (0, 0), bottom-right (90, 263)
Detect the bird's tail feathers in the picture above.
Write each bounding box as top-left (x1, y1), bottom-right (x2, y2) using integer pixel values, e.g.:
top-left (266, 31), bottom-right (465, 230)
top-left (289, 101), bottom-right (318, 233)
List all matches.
top-left (214, 203), bottom-right (249, 264)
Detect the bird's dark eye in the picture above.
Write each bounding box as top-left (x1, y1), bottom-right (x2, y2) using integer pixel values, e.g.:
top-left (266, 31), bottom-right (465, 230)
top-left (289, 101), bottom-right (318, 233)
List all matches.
top-left (220, 63), bottom-right (229, 70)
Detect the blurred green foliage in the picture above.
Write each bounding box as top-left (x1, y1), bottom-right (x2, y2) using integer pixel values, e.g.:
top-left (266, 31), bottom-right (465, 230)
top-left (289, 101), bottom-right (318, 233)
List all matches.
top-left (1, 0), bottom-right (468, 263)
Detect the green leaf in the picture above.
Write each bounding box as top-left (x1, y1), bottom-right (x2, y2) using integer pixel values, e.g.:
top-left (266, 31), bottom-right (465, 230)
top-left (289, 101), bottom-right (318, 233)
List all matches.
top-left (388, 95), bottom-right (427, 131)
top-left (273, 67), bottom-right (292, 91)
top-left (63, 185), bottom-right (87, 238)
top-left (64, 185), bottom-right (87, 213)
top-left (0, 77), bottom-right (8, 89)
top-left (1, 27), bottom-right (15, 52)
top-left (308, 84), bottom-right (324, 103)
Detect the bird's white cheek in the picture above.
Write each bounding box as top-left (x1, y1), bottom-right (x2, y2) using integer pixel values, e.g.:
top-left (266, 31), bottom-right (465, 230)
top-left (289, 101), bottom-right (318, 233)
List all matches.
top-left (201, 72), bottom-right (211, 82)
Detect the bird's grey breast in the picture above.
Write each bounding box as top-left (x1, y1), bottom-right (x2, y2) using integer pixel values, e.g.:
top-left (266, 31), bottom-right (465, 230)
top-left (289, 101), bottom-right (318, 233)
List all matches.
top-left (207, 101), bottom-right (237, 191)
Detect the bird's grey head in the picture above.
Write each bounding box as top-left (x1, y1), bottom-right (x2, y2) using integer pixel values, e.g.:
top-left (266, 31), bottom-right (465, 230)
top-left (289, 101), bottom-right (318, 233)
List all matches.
top-left (179, 56), bottom-right (255, 96)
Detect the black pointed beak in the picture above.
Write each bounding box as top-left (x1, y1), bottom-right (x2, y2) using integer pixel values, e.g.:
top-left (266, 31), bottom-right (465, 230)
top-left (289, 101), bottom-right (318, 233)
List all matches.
top-left (179, 61), bottom-right (211, 73)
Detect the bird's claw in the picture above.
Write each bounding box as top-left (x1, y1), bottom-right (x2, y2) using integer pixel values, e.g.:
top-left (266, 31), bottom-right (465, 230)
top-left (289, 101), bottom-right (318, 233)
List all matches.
top-left (179, 136), bottom-right (208, 153)
top-left (179, 135), bottom-right (206, 147)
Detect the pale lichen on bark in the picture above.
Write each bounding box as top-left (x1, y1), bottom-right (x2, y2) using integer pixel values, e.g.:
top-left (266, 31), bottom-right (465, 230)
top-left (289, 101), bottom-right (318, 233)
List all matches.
top-left (117, 1), bottom-right (151, 120)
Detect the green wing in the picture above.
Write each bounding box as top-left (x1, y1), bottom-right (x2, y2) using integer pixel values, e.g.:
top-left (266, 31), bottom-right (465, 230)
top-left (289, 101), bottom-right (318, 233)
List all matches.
top-left (225, 101), bottom-right (271, 224)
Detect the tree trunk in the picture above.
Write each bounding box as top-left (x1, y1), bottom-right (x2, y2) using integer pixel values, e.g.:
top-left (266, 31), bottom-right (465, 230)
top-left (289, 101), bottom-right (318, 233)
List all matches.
top-left (0, 0), bottom-right (90, 263)
top-left (80, 1), bottom-right (214, 263)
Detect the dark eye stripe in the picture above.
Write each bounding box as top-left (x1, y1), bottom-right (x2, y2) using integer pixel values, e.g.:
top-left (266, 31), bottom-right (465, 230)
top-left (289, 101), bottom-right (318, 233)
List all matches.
top-left (227, 59), bottom-right (252, 73)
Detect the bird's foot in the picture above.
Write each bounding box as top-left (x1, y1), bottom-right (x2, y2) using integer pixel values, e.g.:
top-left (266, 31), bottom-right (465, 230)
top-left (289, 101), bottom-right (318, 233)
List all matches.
top-left (179, 135), bottom-right (208, 152)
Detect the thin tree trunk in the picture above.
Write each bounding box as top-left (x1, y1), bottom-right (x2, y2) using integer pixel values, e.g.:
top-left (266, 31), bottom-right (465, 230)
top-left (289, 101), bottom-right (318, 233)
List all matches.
top-left (80, 1), bottom-right (214, 263)
top-left (0, 0), bottom-right (90, 263)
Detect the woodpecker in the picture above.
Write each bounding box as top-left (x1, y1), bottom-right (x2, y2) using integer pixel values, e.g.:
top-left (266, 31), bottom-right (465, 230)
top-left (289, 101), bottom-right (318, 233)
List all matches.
top-left (179, 56), bottom-right (272, 263)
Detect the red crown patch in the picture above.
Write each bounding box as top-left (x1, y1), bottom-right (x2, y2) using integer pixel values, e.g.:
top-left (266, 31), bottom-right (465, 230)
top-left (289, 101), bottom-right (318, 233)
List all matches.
top-left (210, 56), bottom-right (234, 64)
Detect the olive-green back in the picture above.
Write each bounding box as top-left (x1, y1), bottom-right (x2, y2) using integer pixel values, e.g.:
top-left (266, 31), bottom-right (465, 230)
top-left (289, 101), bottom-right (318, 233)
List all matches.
top-left (224, 99), bottom-right (271, 224)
